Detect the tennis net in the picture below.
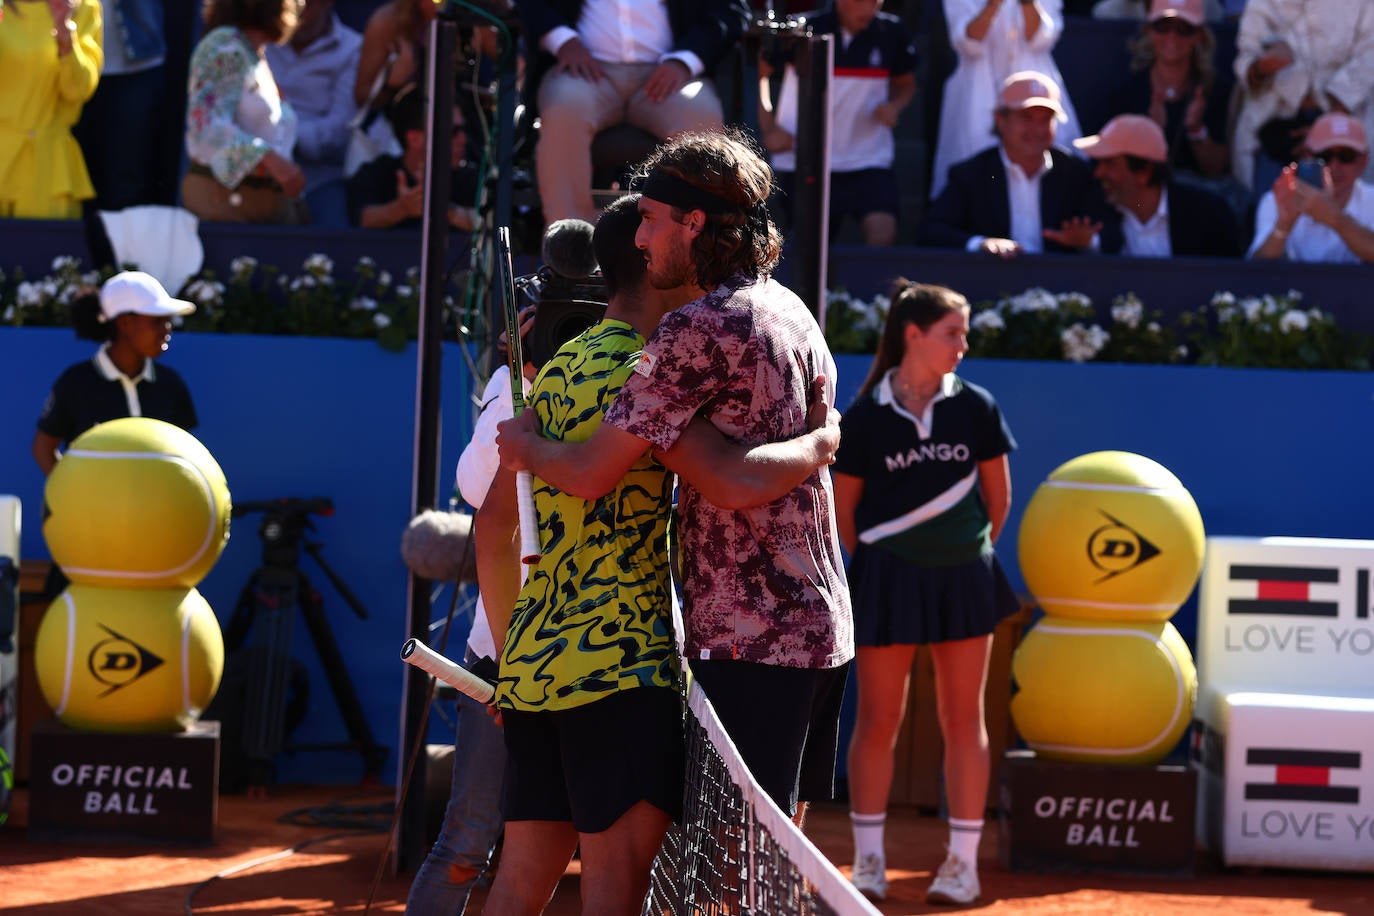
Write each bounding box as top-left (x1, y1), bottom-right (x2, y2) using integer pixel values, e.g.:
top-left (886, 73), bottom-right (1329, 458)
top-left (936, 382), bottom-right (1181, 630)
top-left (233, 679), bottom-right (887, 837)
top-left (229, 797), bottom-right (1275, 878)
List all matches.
top-left (643, 680), bottom-right (881, 916)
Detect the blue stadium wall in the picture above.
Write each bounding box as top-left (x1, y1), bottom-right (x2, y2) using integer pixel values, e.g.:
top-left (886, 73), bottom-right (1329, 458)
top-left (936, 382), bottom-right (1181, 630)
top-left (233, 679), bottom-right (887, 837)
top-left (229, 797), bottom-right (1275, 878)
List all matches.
top-left (3, 328), bottom-right (1371, 784)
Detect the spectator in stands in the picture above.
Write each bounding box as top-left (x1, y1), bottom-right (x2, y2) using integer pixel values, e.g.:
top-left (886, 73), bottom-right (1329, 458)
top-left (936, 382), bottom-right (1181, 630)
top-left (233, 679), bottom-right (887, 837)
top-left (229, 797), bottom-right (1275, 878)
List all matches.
top-left (1109, 0), bottom-right (1232, 183)
top-left (1092, 0), bottom-right (1224, 22)
top-left (350, 0), bottom-right (435, 174)
top-left (346, 83), bottom-right (479, 231)
top-left (520, 0), bottom-right (750, 224)
top-left (917, 72), bottom-right (1104, 257)
top-left (758, 0), bottom-right (917, 246)
top-left (930, 0), bottom-right (1082, 200)
top-left (1232, 0), bottom-right (1374, 197)
top-left (0, 0), bottom-right (101, 219)
top-left (265, 0), bottom-right (362, 227)
top-left (72, 0), bottom-right (167, 213)
top-left (182, 0), bottom-right (309, 224)
top-left (1249, 113), bottom-right (1374, 263)
top-left (1077, 114), bottom-right (1242, 256)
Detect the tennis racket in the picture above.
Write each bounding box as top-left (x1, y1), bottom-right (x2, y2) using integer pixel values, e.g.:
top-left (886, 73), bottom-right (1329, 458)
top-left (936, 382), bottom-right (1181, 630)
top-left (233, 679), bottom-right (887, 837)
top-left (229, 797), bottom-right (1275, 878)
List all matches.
top-left (400, 638), bottom-right (496, 705)
top-left (497, 226), bottom-right (541, 565)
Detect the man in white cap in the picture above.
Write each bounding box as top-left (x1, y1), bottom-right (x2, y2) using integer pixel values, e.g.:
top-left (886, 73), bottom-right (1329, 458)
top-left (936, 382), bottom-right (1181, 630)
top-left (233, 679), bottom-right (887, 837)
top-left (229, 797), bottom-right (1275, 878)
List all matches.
top-left (1249, 113), bottom-right (1374, 263)
top-left (917, 71), bottom-right (1105, 257)
top-left (1076, 113), bottom-right (1240, 257)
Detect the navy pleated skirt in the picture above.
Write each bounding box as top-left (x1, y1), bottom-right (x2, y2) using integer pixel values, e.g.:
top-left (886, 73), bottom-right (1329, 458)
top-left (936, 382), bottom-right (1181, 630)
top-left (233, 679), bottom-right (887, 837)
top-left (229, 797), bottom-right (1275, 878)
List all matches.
top-left (849, 544), bottom-right (1021, 646)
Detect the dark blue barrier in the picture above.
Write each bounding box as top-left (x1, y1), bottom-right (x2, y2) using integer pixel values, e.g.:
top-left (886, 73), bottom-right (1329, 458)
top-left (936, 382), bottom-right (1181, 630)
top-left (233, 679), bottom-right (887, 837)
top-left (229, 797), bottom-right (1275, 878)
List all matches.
top-left (4, 328), bottom-right (480, 786)
top-left (833, 354), bottom-right (1374, 647)
top-left (3, 328), bottom-right (1371, 783)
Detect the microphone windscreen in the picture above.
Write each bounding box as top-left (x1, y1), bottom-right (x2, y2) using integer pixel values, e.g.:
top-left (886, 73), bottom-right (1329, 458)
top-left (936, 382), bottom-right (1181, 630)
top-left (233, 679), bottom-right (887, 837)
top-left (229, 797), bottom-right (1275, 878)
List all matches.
top-left (541, 219), bottom-right (599, 278)
top-left (400, 509), bottom-right (477, 583)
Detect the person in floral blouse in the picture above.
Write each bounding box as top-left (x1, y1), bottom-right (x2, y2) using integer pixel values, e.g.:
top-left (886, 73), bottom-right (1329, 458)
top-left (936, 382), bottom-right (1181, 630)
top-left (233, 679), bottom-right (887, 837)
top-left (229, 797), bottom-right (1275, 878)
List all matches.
top-left (182, 0), bottom-right (309, 224)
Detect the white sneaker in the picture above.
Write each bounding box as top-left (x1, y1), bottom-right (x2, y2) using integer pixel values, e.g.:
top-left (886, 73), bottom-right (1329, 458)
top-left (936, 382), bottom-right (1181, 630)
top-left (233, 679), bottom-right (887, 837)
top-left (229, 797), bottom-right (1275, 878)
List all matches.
top-left (926, 853), bottom-right (980, 905)
top-left (850, 852), bottom-right (888, 901)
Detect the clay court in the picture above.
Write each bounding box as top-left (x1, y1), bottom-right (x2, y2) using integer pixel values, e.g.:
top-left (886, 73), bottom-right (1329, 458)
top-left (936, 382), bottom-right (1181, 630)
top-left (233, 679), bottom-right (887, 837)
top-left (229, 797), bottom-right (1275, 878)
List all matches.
top-left (2, 784), bottom-right (1370, 915)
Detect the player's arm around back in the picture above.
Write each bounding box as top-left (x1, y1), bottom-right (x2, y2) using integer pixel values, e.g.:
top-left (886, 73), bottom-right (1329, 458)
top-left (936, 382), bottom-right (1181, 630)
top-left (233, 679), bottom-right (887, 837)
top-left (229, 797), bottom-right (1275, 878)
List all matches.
top-left (978, 454), bottom-right (1012, 544)
top-left (656, 377), bottom-right (842, 510)
top-left (495, 409), bottom-right (648, 500)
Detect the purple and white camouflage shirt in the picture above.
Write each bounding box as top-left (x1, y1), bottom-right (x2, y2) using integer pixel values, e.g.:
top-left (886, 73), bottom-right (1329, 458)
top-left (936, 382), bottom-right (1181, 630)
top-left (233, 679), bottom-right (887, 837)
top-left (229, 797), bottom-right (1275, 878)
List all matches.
top-left (604, 274), bottom-right (853, 669)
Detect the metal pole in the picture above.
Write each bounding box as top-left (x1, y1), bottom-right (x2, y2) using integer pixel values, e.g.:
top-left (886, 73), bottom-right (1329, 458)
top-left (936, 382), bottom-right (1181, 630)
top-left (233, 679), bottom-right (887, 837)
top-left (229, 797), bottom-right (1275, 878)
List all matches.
top-left (397, 11), bottom-right (458, 874)
top-left (487, 22), bottom-right (518, 366)
top-left (791, 33), bottom-right (832, 324)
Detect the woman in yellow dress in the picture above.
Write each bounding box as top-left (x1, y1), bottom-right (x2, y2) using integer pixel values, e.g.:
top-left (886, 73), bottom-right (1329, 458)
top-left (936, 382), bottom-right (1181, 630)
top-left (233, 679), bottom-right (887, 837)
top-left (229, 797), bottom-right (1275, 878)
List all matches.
top-left (0, 0), bottom-right (102, 219)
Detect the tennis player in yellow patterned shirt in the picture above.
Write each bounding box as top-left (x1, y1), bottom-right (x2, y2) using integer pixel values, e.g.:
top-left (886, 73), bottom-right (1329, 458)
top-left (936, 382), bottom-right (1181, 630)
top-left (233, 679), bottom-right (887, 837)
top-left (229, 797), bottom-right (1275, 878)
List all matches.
top-left (476, 194), bottom-right (839, 915)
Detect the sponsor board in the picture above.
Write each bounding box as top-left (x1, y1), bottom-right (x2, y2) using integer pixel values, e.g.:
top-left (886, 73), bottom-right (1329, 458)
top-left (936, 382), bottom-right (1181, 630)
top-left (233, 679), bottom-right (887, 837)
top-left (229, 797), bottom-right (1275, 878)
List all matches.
top-left (1199, 537), bottom-right (1374, 692)
top-left (1202, 693), bottom-right (1374, 871)
top-left (28, 719), bottom-right (219, 846)
top-left (999, 750), bottom-right (1196, 876)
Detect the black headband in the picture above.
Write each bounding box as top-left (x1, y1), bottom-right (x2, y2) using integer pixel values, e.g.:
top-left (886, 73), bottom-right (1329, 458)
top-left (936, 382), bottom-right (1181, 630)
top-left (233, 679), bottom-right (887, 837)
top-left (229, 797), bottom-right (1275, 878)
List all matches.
top-left (637, 169), bottom-right (739, 215)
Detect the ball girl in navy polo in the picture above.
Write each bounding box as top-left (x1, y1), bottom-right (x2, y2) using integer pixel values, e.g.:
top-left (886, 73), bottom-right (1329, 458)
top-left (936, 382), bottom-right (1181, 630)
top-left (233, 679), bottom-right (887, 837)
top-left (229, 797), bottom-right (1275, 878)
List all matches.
top-left (32, 270), bottom-right (198, 477)
top-left (832, 281), bottom-right (1018, 907)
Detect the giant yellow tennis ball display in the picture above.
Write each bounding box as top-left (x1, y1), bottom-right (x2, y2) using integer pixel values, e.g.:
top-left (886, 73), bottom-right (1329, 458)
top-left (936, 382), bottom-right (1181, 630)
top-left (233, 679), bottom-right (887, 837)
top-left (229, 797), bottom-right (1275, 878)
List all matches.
top-left (1010, 617), bottom-right (1196, 765)
top-left (44, 418), bottom-right (231, 589)
top-left (1017, 451), bottom-right (1204, 621)
top-left (34, 584), bottom-right (224, 733)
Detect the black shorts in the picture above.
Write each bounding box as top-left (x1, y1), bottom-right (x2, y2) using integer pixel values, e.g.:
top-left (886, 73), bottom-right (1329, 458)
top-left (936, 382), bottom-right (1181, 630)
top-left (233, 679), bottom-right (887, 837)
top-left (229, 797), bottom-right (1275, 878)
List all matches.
top-left (773, 168), bottom-right (901, 227)
top-left (501, 686), bottom-right (685, 834)
top-left (688, 659), bottom-right (850, 817)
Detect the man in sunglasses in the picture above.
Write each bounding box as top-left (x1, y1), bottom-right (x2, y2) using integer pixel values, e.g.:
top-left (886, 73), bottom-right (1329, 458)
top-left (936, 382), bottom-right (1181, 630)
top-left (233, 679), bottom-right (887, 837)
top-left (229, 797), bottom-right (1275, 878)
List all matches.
top-left (1249, 113), bottom-right (1374, 263)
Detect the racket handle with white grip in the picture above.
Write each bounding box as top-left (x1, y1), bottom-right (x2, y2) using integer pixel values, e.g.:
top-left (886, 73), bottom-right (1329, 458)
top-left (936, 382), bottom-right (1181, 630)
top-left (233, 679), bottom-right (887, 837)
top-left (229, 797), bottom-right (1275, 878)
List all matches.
top-left (400, 638), bottom-right (496, 705)
top-left (515, 471), bottom-right (540, 564)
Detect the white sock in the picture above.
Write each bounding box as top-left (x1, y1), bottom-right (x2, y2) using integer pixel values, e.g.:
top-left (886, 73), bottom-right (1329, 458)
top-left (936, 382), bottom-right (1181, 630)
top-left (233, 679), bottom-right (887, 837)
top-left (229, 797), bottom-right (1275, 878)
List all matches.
top-left (948, 817), bottom-right (983, 865)
top-left (850, 811), bottom-right (886, 863)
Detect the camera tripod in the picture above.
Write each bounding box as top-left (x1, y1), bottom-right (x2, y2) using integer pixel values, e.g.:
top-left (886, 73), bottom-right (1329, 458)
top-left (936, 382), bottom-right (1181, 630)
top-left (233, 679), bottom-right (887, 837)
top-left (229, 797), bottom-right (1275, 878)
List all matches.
top-left (220, 498), bottom-right (387, 788)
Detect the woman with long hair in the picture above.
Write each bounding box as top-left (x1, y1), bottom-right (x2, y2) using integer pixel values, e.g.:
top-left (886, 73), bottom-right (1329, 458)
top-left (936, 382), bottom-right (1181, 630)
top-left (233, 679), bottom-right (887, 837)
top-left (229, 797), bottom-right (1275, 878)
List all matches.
top-left (833, 282), bottom-right (1019, 907)
top-left (1111, 0), bottom-right (1231, 179)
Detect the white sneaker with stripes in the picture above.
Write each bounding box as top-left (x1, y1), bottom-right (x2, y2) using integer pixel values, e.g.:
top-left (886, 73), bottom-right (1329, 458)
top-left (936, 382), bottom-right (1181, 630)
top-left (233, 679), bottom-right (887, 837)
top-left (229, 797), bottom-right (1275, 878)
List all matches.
top-left (926, 852), bottom-right (980, 905)
top-left (850, 852), bottom-right (888, 901)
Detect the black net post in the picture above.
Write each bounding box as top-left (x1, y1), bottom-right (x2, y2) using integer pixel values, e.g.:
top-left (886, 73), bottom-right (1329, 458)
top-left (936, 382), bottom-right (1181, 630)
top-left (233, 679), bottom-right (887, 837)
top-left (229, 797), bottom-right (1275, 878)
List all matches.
top-left (790, 33), bottom-right (832, 324)
top-left (397, 10), bottom-right (459, 875)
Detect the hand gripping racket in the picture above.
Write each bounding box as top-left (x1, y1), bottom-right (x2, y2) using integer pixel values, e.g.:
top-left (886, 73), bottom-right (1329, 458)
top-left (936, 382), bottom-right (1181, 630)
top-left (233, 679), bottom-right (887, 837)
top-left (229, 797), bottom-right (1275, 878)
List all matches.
top-left (497, 226), bottom-right (541, 565)
top-left (400, 638), bottom-right (495, 705)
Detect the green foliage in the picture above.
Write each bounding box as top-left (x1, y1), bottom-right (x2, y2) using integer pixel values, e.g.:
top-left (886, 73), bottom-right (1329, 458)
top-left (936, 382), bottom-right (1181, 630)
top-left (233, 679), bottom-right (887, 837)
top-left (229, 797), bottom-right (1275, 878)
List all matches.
top-left (0, 254), bottom-right (461, 353)
top-left (826, 286), bottom-right (1368, 370)
top-left (1183, 291), bottom-right (1371, 371)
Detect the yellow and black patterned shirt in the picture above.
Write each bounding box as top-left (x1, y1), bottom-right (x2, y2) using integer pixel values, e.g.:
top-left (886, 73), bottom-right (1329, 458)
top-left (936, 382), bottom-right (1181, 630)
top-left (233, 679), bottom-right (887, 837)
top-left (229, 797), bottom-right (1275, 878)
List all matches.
top-left (495, 319), bottom-right (678, 712)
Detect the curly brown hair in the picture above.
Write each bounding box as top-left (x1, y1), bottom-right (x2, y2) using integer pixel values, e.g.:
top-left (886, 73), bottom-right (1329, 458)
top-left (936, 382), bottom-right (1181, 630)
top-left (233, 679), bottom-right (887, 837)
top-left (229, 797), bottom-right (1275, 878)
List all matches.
top-left (632, 128), bottom-right (783, 290)
top-left (203, 0), bottom-right (302, 44)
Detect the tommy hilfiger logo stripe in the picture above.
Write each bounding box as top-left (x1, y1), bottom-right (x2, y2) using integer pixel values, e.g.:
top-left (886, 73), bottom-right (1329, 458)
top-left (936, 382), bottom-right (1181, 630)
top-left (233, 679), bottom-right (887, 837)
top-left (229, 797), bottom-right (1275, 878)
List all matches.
top-left (1228, 565), bottom-right (1340, 617)
top-left (1244, 748), bottom-right (1361, 804)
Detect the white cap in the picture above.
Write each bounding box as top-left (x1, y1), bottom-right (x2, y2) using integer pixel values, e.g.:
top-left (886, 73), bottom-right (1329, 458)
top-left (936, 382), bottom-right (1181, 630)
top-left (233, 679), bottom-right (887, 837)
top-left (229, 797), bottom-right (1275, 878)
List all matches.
top-left (100, 271), bottom-right (196, 322)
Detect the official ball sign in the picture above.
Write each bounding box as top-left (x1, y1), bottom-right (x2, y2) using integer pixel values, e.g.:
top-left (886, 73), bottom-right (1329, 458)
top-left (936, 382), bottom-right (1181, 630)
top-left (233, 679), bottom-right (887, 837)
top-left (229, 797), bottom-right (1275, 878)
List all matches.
top-left (27, 719), bottom-right (219, 846)
top-left (999, 750), bottom-right (1197, 876)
